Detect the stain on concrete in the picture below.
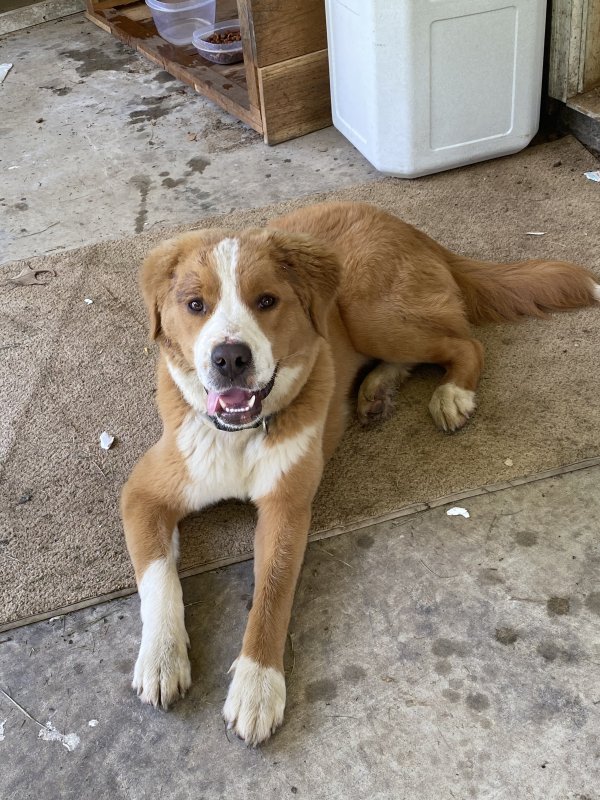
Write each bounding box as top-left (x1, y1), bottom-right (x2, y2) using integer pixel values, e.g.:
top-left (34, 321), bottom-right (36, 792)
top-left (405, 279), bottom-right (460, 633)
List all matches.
top-left (159, 171), bottom-right (170, 177)
top-left (536, 641), bottom-right (577, 663)
top-left (41, 85), bottom-right (72, 96)
top-left (442, 688), bottom-right (461, 703)
top-left (162, 177), bottom-right (186, 189)
top-left (356, 533), bottom-right (374, 549)
top-left (495, 626), bottom-right (518, 645)
top-left (478, 568), bottom-right (504, 585)
top-left (60, 46), bottom-right (133, 78)
top-left (154, 71), bottom-right (177, 84)
top-left (514, 530), bottom-right (538, 547)
top-left (129, 105), bottom-right (174, 125)
top-left (305, 678), bottom-right (338, 703)
top-left (13, 202), bottom-right (28, 211)
top-left (187, 157), bottom-right (210, 175)
top-left (465, 692), bottom-right (490, 712)
top-left (129, 175), bottom-right (152, 234)
top-left (547, 596), bottom-right (570, 616)
top-left (584, 592), bottom-right (600, 615)
top-left (432, 638), bottom-right (470, 658)
top-left (434, 660), bottom-right (452, 676)
top-left (343, 664), bottom-right (366, 683)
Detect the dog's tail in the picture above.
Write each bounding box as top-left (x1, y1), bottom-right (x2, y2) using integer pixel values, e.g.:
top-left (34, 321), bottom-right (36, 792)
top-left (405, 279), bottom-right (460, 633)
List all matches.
top-left (447, 254), bottom-right (599, 325)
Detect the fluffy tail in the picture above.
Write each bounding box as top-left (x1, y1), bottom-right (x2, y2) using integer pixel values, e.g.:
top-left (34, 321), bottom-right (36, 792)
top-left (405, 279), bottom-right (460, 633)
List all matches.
top-left (448, 255), bottom-right (599, 325)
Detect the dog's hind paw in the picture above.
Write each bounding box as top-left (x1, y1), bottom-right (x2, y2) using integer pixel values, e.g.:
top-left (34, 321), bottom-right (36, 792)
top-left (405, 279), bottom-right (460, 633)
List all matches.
top-left (223, 655), bottom-right (286, 746)
top-left (429, 383), bottom-right (476, 432)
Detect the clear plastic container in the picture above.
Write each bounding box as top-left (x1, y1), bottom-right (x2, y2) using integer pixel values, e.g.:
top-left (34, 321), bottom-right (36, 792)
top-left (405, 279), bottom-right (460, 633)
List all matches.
top-left (325, 0), bottom-right (547, 177)
top-left (192, 20), bottom-right (243, 64)
top-left (145, 0), bottom-right (215, 47)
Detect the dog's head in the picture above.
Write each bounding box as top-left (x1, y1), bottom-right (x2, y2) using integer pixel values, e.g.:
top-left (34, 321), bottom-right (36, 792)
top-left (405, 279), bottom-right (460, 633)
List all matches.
top-left (141, 227), bottom-right (340, 430)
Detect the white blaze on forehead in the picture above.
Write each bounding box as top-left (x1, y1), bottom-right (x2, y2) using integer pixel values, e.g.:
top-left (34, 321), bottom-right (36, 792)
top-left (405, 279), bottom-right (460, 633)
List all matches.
top-left (194, 237), bottom-right (275, 387)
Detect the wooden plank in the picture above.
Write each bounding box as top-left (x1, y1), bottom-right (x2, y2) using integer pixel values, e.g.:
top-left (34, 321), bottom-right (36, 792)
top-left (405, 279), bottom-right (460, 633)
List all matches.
top-left (91, 0), bottom-right (140, 10)
top-left (258, 49), bottom-right (331, 145)
top-left (94, 12), bottom-right (262, 132)
top-left (566, 85), bottom-right (600, 117)
top-left (85, 7), bottom-right (112, 32)
top-left (549, 0), bottom-right (588, 100)
top-left (583, 0), bottom-right (600, 90)
top-left (247, 0), bottom-right (327, 68)
top-left (237, 0), bottom-right (260, 111)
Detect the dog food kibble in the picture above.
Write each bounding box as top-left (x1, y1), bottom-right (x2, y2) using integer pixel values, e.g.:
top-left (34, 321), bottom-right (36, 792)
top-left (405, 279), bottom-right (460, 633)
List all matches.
top-left (205, 30), bottom-right (241, 45)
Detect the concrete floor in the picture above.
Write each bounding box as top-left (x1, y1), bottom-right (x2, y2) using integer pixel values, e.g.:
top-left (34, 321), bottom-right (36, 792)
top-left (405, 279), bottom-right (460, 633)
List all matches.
top-left (1, 13), bottom-right (600, 800)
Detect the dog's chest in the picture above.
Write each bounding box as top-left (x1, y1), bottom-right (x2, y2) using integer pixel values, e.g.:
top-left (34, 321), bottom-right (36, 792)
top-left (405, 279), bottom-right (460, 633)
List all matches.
top-left (176, 413), bottom-right (317, 510)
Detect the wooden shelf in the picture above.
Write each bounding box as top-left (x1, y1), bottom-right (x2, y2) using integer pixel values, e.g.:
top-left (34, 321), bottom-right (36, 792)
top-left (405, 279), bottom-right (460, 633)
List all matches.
top-left (85, 0), bottom-right (332, 144)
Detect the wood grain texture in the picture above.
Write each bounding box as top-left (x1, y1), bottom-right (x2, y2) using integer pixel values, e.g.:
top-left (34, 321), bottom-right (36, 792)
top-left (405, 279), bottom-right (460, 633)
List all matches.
top-left (88, 0), bottom-right (139, 10)
top-left (248, 0), bottom-right (327, 68)
top-left (583, 0), bottom-right (600, 90)
top-left (258, 49), bottom-right (331, 144)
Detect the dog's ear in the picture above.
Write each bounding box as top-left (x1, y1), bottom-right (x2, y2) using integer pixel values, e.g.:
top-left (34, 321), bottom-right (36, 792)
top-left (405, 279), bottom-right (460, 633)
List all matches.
top-left (140, 232), bottom-right (212, 340)
top-left (140, 237), bottom-right (183, 340)
top-left (266, 230), bottom-right (340, 338)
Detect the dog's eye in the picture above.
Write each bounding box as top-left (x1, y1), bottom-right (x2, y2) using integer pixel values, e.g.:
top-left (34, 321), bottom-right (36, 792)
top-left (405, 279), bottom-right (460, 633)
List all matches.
top-left (257, 294), bottom-right (277, 310)
top-left (187, 298), bottom-right (205, 314)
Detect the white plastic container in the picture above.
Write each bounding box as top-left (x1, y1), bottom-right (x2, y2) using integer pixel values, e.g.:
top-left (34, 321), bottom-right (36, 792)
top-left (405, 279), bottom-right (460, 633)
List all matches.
top-left (145, 0), bottom-right (215, 47)
top-left (325, 0), bottom-right (547, 177)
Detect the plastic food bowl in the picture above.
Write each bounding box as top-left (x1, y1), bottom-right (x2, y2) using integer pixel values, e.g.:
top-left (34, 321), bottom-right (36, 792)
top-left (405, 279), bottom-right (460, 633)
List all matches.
top-left (192, 20), bottom-right (243, 65)
top-left (145, 0), bottom-right (215, 47)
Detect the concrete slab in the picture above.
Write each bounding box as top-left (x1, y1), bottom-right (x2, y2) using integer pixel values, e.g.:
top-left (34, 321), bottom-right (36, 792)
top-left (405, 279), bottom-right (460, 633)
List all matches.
top-left (0, 14), bottom-right (376, 267)
top-left (1, 468), bottom-right (600, 799)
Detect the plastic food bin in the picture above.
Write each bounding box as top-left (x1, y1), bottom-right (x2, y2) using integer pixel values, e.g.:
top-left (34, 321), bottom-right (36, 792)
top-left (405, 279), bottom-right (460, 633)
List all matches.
top-left (145, 0), bottom-right (215, 47)
top-left (325, 0), bottom-right (547, 177)
top-left (192, 20), bottom-right (243, 64)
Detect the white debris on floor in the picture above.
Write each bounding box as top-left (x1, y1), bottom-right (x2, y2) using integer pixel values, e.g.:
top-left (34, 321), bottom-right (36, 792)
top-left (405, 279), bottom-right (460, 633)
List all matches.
top-left (0, 719), bottom-right (7, 741)
top-left (99, 431), bottom-right (115, 450)
top-left (38, 721), bottom-right (80, 751)
top-left (446, 506), bottom-right (470, 518)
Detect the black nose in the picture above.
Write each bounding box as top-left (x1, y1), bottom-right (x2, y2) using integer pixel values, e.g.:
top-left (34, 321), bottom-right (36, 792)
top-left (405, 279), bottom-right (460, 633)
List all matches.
top-left (211, 342), bottom-right (253, 380)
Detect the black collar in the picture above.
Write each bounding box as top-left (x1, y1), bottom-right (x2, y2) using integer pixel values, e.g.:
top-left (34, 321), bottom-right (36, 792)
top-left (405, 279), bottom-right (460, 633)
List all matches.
top-left (211, 415), bottom-right (272, 433)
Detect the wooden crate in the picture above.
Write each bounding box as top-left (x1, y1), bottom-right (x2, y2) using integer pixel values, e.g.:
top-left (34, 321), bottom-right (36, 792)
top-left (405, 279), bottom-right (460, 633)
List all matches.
top-left (85, 0), bottom-right (332, 144)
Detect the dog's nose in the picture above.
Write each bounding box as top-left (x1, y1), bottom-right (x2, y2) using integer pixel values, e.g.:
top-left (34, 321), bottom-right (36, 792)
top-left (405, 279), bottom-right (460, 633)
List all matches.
top-left (211, 342), bottom-right (253, 380)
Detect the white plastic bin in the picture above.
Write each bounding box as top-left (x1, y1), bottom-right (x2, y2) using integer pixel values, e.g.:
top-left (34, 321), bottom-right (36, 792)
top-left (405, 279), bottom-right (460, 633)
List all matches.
top-left (325, 0), bottom-right (547, 177)
top-left (145, 0), bottom-right (215, 46)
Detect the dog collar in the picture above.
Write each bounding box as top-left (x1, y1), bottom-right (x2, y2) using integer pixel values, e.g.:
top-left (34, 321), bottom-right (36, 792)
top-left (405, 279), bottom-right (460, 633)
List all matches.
top-left (211, 415), bottom-right (272, 433)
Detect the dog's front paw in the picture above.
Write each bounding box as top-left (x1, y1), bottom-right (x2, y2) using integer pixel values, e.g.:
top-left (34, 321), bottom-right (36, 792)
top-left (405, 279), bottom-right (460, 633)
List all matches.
top-left (132, 629), bottom-right (191, 709)
top-left (429, 383), bottom-right (476, 432)
top-left (223, 655), bottom-right (286, 745)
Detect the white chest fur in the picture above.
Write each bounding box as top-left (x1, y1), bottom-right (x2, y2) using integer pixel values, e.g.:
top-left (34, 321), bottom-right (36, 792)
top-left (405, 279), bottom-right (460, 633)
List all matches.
top-left (176, 412), bottom-right (318, 511)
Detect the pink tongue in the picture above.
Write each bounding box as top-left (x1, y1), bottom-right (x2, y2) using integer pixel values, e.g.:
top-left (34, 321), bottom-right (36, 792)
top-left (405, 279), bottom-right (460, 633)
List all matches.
top-left (207, 388), bottom-right (251, 415)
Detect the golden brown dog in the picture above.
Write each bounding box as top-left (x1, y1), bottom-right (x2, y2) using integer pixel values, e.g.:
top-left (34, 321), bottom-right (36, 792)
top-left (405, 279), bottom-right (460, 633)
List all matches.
top-left (122, 201), bottom-right (599, 744)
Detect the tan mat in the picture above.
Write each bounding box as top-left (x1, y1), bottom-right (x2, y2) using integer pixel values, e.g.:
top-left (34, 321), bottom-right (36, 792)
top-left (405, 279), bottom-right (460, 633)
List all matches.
top-left (1, 136), bottom-right (599, 631)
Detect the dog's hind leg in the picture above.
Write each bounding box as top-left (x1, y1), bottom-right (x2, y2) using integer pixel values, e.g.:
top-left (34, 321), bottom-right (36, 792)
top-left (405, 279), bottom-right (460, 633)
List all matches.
top-left (423, 335), bottom-right (484, 432)
top-left (355, 328), bottom-right (484, 432)
top-left (357, 362), bottom-right (412, 425)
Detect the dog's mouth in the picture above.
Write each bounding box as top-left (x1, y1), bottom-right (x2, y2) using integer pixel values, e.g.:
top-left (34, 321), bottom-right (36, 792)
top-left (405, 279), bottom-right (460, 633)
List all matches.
top-left (205, 374), bottom-right (276, 430)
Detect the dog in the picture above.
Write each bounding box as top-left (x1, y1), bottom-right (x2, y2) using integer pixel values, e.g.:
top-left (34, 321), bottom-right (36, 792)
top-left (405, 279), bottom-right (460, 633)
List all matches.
top-left (122, 201), bottom-right (599, 744)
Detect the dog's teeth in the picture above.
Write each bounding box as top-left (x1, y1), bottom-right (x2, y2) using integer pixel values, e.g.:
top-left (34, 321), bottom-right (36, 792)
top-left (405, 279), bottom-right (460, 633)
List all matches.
top-left (248, 395), bottom-right (256, 408)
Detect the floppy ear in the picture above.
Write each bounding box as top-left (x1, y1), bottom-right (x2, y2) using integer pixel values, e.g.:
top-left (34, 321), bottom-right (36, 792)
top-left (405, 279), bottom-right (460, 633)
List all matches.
top-left (140, 237), bottom-right (182, 340)
top-left (140, 231), bottom-right (214, 340)
top-left (266, 230), bottom-right (340, 338)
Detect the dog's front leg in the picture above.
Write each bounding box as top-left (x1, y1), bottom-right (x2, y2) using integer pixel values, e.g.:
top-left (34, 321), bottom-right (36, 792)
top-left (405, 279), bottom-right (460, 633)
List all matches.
top-left (121, 464), bottom-right (190, 709)
top-left (223, 465), bottom-right (318, 745)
